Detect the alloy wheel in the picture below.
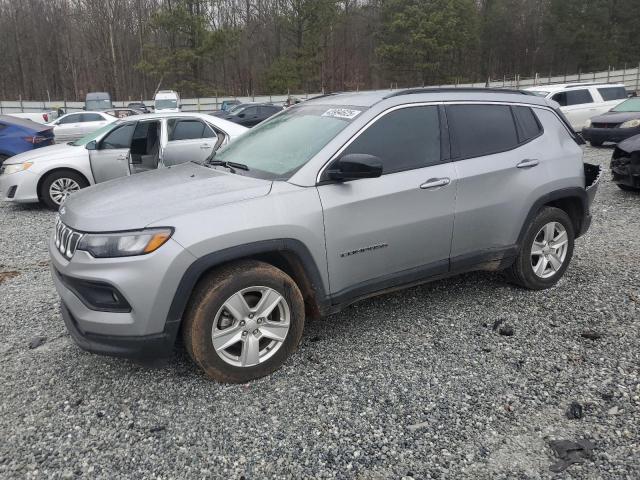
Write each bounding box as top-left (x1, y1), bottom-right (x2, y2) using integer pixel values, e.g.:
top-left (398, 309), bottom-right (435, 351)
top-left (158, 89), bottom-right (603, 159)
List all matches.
top-left (211, 286), bottom-right (291, 367)
top-left (530, 221), bottom-right (569, 279)
top-left (49, 178), bottom-right (81, 205)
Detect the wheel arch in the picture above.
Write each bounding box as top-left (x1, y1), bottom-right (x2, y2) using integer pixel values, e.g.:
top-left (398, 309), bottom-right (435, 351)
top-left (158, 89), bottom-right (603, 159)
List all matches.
top-left (36, 167), bottom-right (91, 201)
top-left (168, 239), bottom-right (330, 331)
top-left (517, 188), bottom-right (588, 246)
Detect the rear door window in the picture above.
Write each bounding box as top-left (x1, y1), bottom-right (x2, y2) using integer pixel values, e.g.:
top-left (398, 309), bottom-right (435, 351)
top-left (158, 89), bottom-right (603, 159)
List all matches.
top-left (341, 105), bottom-right (441, 174)
top-left (597, 86), bottom-right (627, 101)
top-left (446, 104), bottom-right (519, 159)
top-left (168, 119), bottom-right (207, 141)
top-left (552, 89), bottom-right (594, 106)
top-left (81, 113), bottom-right (104, 122)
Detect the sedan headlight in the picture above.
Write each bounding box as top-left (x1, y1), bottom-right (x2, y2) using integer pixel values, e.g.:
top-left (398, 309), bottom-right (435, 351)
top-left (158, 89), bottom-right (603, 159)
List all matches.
top-left (583, 119), bottom-right (592, 129)
top-left (620, 119), bottom-right (640, 128)
top-left (2, 162), bottom-right (33, 175)
top-left (76, 228), bottom-right (173, 258)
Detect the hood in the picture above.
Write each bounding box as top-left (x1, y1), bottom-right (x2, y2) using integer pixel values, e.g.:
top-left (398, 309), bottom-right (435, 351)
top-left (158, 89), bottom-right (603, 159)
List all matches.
top-left (3, 142), bottom-right (81, 165)
top-left (589, 111), bottom-right (640, 124)
top-left (60, 162), bottom-right (272, 232)
top-left (617, 134), bottom-right (640, 154)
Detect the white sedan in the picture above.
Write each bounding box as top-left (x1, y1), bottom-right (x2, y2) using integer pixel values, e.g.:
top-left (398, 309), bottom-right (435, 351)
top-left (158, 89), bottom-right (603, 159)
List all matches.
top-left (48, 111), bottom-right (118, 143)
top-left (0, 112), bottom-right (247, 209)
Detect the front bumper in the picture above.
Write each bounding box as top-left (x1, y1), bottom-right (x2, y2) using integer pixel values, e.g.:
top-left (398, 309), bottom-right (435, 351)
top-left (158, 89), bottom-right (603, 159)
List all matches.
top-left (0, 169), bottom-right (40, 203)
top-left (49, 233), bottom-right (196, 358)
top-left (60, 302), bottom-right (179, 358)
top-left (582, 126), bottom-right (640, 145)
top-left (611, 155), bottom-right (640, 188)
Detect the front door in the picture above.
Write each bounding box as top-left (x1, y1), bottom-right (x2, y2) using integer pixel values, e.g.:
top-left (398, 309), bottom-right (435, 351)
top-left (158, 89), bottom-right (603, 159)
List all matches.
top-left (318, 105), bottom-right (456, 298)
top-left (161, 118), bottom-right (217, 166)
top-left (89, 122), bottom-right (136, 183)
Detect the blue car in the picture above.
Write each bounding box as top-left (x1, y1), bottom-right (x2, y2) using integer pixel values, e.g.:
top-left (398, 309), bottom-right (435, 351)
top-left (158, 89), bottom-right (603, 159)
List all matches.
top-left (0, 115), bottom-right (55, 167)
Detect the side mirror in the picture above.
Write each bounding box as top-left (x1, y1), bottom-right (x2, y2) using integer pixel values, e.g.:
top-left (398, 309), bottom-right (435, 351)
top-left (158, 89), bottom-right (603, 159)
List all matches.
top-left (85, 140), bottom-right (97, 151)
top-left (327, 153), bottom-right (383, 181)
top-left (238, 113), bottom-right (245, 118)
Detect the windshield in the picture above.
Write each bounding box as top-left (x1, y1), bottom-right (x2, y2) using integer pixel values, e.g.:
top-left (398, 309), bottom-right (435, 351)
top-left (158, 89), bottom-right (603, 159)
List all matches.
top-left (156, 99), bottom-right (178, 110)
top-left (71, 122), bottom-right (119, 146)
top-left (528, 90), bottom-right (549, 97)
top-left (612, 97), bottom-right (640, 112)
top-left (86, 99), bottom-right (112, 110)
top-left (211, 105), bottom-right (363, 179)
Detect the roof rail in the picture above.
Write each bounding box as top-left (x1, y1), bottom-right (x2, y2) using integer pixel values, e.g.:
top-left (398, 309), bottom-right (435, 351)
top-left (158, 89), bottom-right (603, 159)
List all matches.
top-left (384, 87), bottom-right (534, 99)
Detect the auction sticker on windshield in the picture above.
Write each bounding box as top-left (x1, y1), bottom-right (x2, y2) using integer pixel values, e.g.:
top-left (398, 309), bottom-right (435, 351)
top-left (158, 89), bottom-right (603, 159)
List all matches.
top-left (322, 108), bottom-right (361, 120)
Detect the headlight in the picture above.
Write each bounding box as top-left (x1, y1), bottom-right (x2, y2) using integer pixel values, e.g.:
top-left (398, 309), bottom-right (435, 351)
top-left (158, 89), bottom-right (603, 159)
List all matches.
top-left (2, 162), bottom-right (33, 175)
top-left (620, 119), bottom-right (640, 128)
top-left (76, 228), bottom-right (173, 258)
top-left (583, 119), bottom-right (592, 129)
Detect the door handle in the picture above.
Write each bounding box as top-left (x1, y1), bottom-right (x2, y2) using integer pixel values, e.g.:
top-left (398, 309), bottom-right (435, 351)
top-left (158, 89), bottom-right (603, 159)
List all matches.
top-left (200, 143), bottom-right (212, 149)
top-left (516, 159), bottom-right (539, 168)
top-left (116, 155), bottom-right (127, 161)
top-left (420, 177), bottom-right (450, 189)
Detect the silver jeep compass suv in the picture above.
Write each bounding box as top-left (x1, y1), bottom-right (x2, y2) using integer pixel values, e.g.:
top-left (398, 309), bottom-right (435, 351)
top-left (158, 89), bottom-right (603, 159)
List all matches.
top-left (49, 89), bottom-right (601, 383)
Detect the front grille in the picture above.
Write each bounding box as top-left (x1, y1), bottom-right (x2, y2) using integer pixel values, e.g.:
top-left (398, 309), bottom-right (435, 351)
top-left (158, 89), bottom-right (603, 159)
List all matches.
top-left (592, 122), bottom-right (620, 129)
top-left (54, 218), bottom-right (83, 259)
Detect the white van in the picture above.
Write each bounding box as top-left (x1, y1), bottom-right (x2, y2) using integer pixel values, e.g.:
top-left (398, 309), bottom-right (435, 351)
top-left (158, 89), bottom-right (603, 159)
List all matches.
top-left (525, 83), bottom-right (628, 131)
top-left (154, 90), bottom-right (181, 113)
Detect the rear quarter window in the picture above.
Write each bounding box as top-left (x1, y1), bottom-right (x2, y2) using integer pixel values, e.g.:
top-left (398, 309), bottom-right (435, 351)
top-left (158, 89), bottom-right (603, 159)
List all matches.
top-left (598, 86), bottom-right (627, 101)
top-left (446, 104), bottom-right (519, 159)
top-left (552, 89), bottom-right (594, 106)
top-left (512, 106), bottom-right (543, 143)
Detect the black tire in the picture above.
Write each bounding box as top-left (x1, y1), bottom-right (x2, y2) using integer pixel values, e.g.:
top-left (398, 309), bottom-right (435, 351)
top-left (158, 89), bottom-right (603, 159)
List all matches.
top-left (589, 140), bottom-right (603, 147)
top-left (505, 207), bottom-right (575, 290)
top-left (0, 154), bottom-right (9, 168)
top-left (182, 260), bottom-right (305, 383)
top-left (39, 170), bottom-right (88, 210)
top-left (616, 183), bottom-right (640, 192)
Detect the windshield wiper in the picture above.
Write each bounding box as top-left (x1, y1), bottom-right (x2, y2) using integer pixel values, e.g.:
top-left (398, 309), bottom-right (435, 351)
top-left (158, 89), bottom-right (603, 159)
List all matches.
top-left (208, 159), bottom-right (250, 173)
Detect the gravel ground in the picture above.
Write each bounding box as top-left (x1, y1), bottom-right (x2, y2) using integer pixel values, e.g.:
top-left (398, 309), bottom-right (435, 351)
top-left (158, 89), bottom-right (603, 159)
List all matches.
top-left (0, 146), bottom-right (638, 479)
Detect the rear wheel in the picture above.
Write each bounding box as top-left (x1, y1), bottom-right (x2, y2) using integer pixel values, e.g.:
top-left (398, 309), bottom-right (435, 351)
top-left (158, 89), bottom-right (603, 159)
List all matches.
top-left (617, 183), bottom-right (640, 192)
top-left (182, 260), bottom-right (305, 383)
top-left (39, 170), bottom-right (88, 210)
top-left (506, 207), bottom-right (575, 290)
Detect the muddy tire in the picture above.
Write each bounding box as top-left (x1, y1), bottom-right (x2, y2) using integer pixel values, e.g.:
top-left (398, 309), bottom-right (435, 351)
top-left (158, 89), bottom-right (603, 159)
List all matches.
top-left (505, 207), bottom-right (575, 290)
top-left (182, 260), bottom-right (305, 383)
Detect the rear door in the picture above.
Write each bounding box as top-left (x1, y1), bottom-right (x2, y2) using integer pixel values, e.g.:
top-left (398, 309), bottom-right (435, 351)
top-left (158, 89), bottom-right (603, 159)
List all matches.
top-left (551, 89), bottom-right (596, 131)
top-left (161, 118), bottom-right (217, 166)
top-left (89, 122), bottom-right (136, 183)
top-left (318, 105), bottom-right (456, 297)
top-left (447, 103), bottom-right (550, 266)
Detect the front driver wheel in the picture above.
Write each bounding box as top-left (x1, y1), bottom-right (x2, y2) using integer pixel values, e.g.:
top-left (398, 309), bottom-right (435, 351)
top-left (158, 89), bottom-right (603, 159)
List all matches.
top-left (506, 207), bottom-right (575, 290)
top-left (40, 170), bottom-right (88, 210)
top-left (182, 260), bottom-right (305, 383)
